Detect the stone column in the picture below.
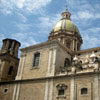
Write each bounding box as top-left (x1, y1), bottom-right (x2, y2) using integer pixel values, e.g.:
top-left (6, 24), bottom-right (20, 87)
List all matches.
top-left (12, 84), bottom-right (17, 100)
top-left (12, 83), bottom-right (21, 100)
top-left (52, 48), bottom-right (56, 76)
top-left (47, 49), bottom-right (53, 75)
top-left (10, 41), bottom-right (15, 55)
top-left (76, 40), bottom-right (77, 51)
top-left (14, 44), bottom-right (19, 57)
top-left (70, 77), bottom-right (75, 100)
top-left (47, 48), bottom-right (56, 76)
top-left (94, 75), bottom-right (99, 100)
top-left (63, 38), bottom-right (65, 44)
top-left (12, 53), bottom-right (26, 100)
top-left (49, 79), bottom-right (53, 100)
top-left (44, 79), bottom-right (49, 100)
top-left (0, 61), bottom-right (6, 80)
top-left (16, 53), bottom-right (26, 80)
top-left (73, 39), bottom-right (75, 51)
top-left (1, 41), bottom-right (6, 51)
top-left (6, 40), bottom-right (10, 50)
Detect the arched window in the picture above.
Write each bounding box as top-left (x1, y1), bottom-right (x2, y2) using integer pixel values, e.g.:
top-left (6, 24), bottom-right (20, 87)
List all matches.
top-left (8, 66), bottom-right (13, 75)
top-left (64, 58), bottom-right (70, 67)
top-left (81, 88), bottom-right (88, 95)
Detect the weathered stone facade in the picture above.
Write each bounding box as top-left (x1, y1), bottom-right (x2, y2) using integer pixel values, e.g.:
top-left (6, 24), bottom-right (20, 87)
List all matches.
top-left (0, 9), bottom-right (100, 100)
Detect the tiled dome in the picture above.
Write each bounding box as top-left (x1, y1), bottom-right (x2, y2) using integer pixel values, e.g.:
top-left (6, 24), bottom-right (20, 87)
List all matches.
top-left (52, 19), bottom-right (81, 36)
top-left (51, 9), bottom-right (81, 37)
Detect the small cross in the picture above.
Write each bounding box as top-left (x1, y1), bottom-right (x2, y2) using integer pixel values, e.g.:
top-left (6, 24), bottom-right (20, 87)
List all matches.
top-left (64, 4), bottom-right (68, 11)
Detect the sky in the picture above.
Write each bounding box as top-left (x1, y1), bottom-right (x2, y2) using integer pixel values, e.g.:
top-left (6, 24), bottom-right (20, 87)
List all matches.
top-left (0, 0), bottom-right (100, 51)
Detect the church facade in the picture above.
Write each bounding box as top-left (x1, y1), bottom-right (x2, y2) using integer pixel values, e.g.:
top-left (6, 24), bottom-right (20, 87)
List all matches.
top-left (0, 9), bottom-right (100, 100)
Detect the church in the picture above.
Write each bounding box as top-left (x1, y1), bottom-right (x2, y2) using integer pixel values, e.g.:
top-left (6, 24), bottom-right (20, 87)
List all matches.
top-left (0, 9), bottom-right (100, 100)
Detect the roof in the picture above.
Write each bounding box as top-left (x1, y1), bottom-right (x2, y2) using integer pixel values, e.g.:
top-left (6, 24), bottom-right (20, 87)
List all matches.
top-left (20, 40), bottom-right (73, 55)
top-left (52, 19), bottom-right (81, 36)
top-left (3, 38), bottom-right (21, 46)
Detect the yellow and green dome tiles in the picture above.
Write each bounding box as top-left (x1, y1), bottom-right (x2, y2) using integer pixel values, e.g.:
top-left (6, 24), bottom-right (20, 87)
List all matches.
top-left (52, 19), bottom-right (80, 36)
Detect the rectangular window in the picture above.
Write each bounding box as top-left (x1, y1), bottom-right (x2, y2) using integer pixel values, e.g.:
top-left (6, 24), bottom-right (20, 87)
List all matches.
top-left (58, 89), bottom-right (64, 96)
top-left (56, 84), bottom-right (67, 98)
top-left (66, 43), bottom-right (70, 49)
top-left (81, 88), bottom-right (88, 95)
top-left (33, 53), bottom-right (40, 67)
top-left (8, 66), bottom-right (13, 75)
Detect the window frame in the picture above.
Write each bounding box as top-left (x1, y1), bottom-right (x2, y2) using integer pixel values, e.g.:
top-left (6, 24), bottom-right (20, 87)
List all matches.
top-left (64, 58), bottom-right (70, 67)
top-left (80, 87), bottom-right (88, 96)
top-left (56, 84), bottom-right (67, 98)
top-left (66, 42), bottom-right (70, 49)
top-left (57, 88), bottom-right (66, 97)
top-left (33, 52), bottom-right (40, 68)
top-left (8, 66), bottom-right (13, 75)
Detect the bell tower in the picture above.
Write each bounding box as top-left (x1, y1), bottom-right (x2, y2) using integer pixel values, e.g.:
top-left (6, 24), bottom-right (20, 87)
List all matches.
top-left (0, 38), bottom-right (21, 81)
top-left (48, 9), bottom-right (83, 51)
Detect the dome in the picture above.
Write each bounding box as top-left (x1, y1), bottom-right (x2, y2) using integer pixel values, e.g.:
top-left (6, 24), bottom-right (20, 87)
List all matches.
top-left (51, 9), bottom-right (81, 37)
top-left (48, 9), bottom-right (83, 51)
top-left (52, 19), bottom-right (81, 36)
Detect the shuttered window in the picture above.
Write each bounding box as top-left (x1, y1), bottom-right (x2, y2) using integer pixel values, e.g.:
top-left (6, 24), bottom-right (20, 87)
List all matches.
top-left (33, 53), bottom-right (40, 67)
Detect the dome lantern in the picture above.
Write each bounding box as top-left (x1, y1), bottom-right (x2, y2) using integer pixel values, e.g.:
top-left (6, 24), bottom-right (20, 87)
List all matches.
top-left (62, 8), bottom-right (71, 20)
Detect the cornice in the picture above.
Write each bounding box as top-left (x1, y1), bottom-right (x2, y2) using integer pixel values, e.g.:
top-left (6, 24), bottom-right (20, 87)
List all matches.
top-left (20, 40), bottom-right (57, 52)
top-left (75, 47), bottom-right (100, 54)
top-left (0, 71), bottom-right (99, 85)
top-left (20, 40), bottom-right (73, 55)
top-left (0, 53), bottom-right (19, 61)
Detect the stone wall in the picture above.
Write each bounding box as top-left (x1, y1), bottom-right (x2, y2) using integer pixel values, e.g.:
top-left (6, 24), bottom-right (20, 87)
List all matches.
top-left (0, 83), bottom-right (14, 100)
top-left (0, 73), bottom-right (99, 100)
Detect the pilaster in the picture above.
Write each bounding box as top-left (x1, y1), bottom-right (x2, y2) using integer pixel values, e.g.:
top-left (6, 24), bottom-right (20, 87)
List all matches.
top-left (70, 77), bottom-right (75, 100)
top-left (94, 74), bottom-right (99, 100)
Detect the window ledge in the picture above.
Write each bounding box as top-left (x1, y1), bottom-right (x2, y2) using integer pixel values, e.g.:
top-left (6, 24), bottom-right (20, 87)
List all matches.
top-left (80, 94), bottom-right (89, 96)
top-left (30, 67), bottom-right (40, 70)
top-left (56, 95), bottom-right (66, 99)
top-left (8, 75), bottom-right (12, 76)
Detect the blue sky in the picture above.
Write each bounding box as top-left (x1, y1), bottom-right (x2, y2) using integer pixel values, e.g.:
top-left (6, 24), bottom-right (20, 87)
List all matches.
top-left (0, 0), bottom-right (100, 50)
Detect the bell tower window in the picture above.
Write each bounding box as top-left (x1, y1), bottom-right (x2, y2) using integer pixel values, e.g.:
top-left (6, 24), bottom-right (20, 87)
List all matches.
top-left (8, 66), bottom-right (13, 75)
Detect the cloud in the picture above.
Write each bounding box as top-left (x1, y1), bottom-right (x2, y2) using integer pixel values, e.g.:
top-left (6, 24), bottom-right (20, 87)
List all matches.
top-left (0, 33), bottom-right (6, 48)
top-left (67, 0), bottom-right (100, 10)
top-left (67, 0), bottom-right (100, 20)
top-left (11, 32), bottom-right (38, 47)
top-left (0, 32), bottom-right (38, 48)
top-left (72, 11), bottom-right (100, 20)
top-left (38, 13), bottom-right (61, 32)
top-left (0, 0), bottom-right (100, 51)
top-left (82, 34), bottom-right (100, 49)
top-left (17, 13), bottom-right (27, 23)
top-left (87, 27), bottom-right (100, 34)
top-left (14, 22), bottom-right (32, 31)
top-left (0, 0), bottom-right (52, 14)
top-left (13, 13), bottom-right (61, 34)
top-left (81, 27), bottom-right (100, 49)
